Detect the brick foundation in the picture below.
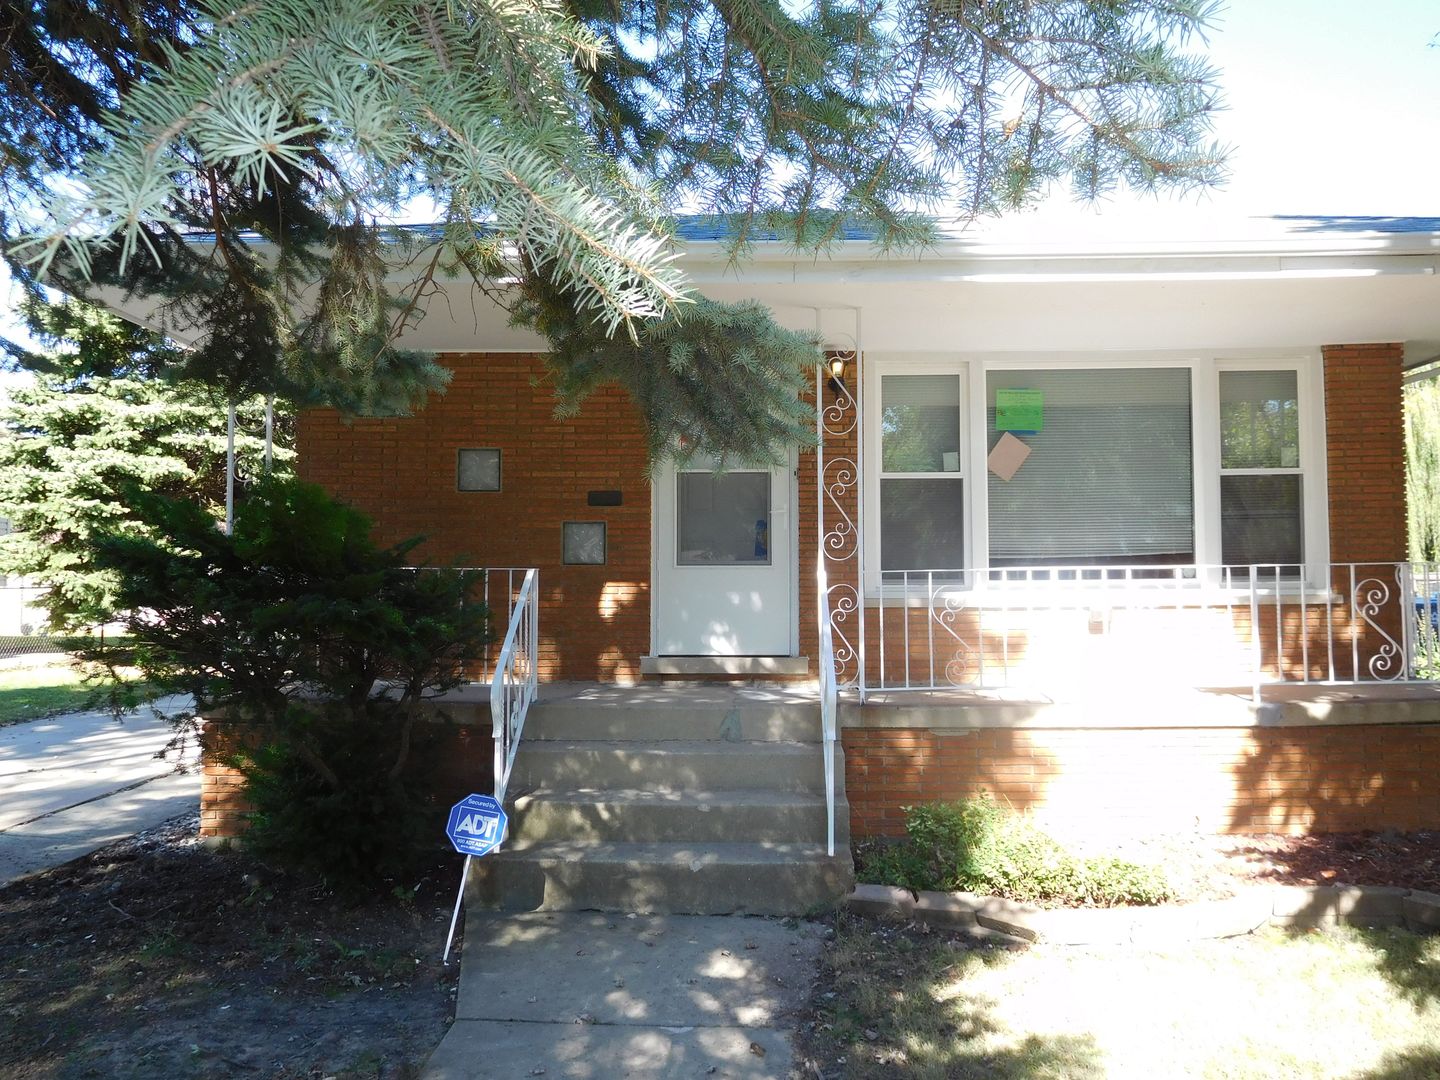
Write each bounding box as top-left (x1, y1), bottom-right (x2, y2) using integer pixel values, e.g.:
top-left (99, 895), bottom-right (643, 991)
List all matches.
top-left (198, 711), bottom-right (494, 839)
top-left (843, 722), bottom-right (1440, 838)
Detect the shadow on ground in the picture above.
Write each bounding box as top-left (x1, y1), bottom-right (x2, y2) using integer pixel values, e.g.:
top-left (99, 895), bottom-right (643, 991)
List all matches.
top-left (797, 913), bottom-right (1102, 1079)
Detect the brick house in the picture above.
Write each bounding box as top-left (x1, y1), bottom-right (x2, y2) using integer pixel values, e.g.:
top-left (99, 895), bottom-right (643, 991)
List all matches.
top-left (110, 216), bottom-right (1440, 885)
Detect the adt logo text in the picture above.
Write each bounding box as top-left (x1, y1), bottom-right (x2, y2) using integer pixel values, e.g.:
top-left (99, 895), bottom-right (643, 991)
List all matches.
top-left (445, 794), bottom-right (508, 858)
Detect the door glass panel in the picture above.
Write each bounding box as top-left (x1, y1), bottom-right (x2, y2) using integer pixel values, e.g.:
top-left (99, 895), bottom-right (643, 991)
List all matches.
top-left (677, 471), bottom-right (772, 565)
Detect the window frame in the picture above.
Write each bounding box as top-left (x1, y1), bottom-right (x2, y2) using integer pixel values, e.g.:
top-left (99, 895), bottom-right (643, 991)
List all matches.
top-left (864, 355), bottom-right (972, 592)
top-left (1208, 357), bottom-right (1325, 580)
top-left (861, 351), bottom-right (1329, 597)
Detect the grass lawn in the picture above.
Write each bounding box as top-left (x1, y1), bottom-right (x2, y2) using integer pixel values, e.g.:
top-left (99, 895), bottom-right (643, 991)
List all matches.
top-left (0, 664), bottom-right (153, 727)
top-left (805, 914), bottom-right (1440, 1079)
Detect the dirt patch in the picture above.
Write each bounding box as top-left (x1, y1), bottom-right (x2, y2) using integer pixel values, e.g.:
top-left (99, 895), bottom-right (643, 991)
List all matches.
top-left (0, 813), bottom-right (465, 1079)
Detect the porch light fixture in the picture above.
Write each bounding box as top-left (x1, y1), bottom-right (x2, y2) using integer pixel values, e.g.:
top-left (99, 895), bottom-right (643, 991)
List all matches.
top-left (827, 355), bottom-right (848, 398)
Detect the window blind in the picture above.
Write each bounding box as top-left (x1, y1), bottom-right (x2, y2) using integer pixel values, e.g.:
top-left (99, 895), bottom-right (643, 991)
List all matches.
top-left (987, 368), bottom-right (1194, 563)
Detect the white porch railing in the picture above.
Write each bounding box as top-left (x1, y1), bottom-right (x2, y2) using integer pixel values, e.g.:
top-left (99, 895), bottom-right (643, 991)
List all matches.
top-left (824, 562), bottom-right (1440, 701)
top-left (817, 565), bottom-right (838, 857)
top-left (490, 568), bottom-right (540, 804)
top-left (444, 565), bottom-right (539, 963)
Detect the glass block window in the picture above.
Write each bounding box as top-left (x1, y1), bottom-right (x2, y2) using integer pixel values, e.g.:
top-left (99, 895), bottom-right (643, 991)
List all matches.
top-left (457, 448), bottom-right (501, 491)
top-left (562, 521), bottom-right (607, 565)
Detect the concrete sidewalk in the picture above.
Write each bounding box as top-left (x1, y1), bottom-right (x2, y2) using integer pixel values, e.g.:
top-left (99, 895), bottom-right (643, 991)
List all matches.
top-left (0, 696), bottom-right (199, 883)
top-left (424, 911), bottom-right (823, 1079)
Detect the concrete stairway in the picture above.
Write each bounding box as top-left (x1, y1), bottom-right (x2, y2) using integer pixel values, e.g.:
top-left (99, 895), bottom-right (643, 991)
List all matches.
top-left (470, 686), bottom-right (853, 915)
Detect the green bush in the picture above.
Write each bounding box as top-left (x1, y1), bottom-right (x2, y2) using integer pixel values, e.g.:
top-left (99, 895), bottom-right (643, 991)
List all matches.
top-left (85, 478), bottom-right (490, 890)
top-left (857, 795), bottom-right (1172, 907)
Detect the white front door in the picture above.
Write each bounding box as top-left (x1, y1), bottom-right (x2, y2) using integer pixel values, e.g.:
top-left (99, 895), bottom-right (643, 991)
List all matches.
top-left (654, 454), bottom-right (795, 655)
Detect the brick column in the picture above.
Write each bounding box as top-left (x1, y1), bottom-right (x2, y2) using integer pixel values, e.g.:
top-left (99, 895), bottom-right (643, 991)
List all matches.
top-left (1322, 343), bottom-right (1406, 563)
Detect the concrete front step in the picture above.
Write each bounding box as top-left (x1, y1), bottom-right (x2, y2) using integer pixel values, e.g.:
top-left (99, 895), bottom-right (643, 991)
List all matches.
top-left (521, 701), bottom-right (823, 743)
top-left (470, 840), bottom-right (853, 915)
top-left (509, 739), bottom-right (833, 794)
top-left (508, 787), bottom-right (849, 847)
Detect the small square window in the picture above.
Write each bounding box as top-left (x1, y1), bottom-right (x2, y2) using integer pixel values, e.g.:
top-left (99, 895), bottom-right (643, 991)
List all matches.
top-left (562, 521), bottom-right (607, 565)
top-left (457, 448), bottom-right (501, 491)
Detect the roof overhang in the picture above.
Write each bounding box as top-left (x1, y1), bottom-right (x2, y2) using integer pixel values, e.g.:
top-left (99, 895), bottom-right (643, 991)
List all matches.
top-left (92, 225), bottom-right (1440, 367)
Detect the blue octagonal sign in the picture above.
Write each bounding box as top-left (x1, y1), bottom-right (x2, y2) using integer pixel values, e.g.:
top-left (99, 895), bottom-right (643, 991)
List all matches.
top-left (445, 794), bottom-right (508, 857)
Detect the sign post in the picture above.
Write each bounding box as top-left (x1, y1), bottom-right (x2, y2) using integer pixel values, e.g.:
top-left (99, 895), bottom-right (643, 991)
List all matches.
top-left (442, 793), bottom-right (509, 964)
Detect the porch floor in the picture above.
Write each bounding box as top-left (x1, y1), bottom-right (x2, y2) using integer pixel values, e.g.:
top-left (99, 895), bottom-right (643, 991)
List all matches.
top-left (452, 679), bottom-right (1440, 731)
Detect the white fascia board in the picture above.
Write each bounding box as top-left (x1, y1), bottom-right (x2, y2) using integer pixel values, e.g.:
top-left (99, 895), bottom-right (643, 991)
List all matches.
top-left (675, 241), bottom-right (1440, 285)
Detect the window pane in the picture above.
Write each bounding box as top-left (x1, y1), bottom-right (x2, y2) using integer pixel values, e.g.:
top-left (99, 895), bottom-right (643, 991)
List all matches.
top-left (881, 375), bottom-right (961, 473)
top-left (1222, 474), bottom-right (1302, 566)
top-left (987, 369), bottom-right (1194, 564)
top-left (677, 471), bottom-right (771, 565)
top-left (1220, 370), bottom-right (1299, 469)
top-left (881, 478), bottom-right (965, 571)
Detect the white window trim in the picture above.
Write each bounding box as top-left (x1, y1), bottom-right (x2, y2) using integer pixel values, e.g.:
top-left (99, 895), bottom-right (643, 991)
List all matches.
top-left (863, 353), bottom-right (972, 596)
top-left (862, 350), bottom-right (1330, 598)
top-left (1210, 357), bottom-right (1328, 584)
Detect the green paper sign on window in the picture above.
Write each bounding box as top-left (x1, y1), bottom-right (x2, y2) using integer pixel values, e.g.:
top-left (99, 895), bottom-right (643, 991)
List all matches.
top-left (995, 388), bottom-right (1044, 432)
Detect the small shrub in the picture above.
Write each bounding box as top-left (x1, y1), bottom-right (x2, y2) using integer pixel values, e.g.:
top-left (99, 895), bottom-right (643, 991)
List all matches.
top-left (858, 795), bottom-right (1172, 907)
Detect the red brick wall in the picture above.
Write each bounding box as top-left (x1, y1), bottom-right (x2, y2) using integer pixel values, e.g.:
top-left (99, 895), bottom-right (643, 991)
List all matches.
top-left (1324, 343), bottom-right (1406, 563)
top-left (290, 343), bottom-right (1406, 685)
top-left (843, 722), bottom-right (1440, 837)
top-left (297, 353), bottom-right (651, 681)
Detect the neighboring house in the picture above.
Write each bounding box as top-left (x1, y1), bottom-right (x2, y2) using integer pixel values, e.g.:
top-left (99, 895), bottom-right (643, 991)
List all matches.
top-left (0, 518), bottom-right (45, 638)
top-left (108, 215), bottom-right (1440, 856)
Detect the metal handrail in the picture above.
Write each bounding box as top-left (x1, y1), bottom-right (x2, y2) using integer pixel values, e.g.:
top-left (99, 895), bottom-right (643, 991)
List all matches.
top-left (491, 568), bottom-right (539, 804)
top-left (817, 564), bottom-right (838, 857)
top-left (843, 560), bottom-right (1440, 701)
top-left (444, 565), bottom-right (539, 964)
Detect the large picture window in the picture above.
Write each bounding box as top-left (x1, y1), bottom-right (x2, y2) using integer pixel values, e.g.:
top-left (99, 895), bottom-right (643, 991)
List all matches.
top-left (879, 373), bottom-right (965, 572)
top-left (986, 368), bottom-right (1194, 566)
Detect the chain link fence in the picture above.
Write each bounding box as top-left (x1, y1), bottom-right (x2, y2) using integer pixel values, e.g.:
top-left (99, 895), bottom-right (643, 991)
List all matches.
top-left (0, 583), bottom-right (121, 665)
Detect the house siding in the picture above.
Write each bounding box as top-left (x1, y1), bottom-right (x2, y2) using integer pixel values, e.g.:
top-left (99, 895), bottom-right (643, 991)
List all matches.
top-left (294, 342), bottom-right (1407, 684)
top-left (186, 342), bottom-right (1427, 841)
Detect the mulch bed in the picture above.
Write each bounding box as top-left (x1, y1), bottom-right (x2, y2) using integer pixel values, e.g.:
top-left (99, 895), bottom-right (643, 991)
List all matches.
top-left (1089, 829), bottom-right (1440, 902)
top-left (0, 813), bottom-right (465, 1079)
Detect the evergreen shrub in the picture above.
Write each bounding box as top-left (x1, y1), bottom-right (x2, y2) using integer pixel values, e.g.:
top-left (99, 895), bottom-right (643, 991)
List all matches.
top-left (86, 478), bottom-right (489, 890)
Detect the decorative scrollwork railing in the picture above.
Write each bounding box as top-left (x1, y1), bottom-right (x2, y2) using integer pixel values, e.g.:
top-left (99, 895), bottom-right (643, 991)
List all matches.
top-left (863, 562), bottom-right (1440, 701)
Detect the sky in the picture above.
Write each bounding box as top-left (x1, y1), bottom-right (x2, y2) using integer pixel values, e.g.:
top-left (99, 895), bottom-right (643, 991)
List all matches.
top-left (3, 0), bottom-right (1439, 352)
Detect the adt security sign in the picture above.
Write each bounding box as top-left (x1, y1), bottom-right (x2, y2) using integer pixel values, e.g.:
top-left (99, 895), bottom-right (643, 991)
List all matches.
top-left (445, 794), bottom-right (508, 858)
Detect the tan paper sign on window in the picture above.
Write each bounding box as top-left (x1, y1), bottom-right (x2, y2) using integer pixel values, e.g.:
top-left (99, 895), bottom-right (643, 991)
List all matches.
top-left (987, 432), bottom-right (1031, 482)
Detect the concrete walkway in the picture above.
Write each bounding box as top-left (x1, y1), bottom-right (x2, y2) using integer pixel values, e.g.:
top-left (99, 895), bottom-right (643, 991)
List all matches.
top-left (424, 911), bottom-right (823, 1079)
top-left (0, 696), bottom-right (199, 883)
